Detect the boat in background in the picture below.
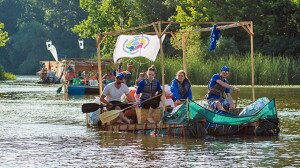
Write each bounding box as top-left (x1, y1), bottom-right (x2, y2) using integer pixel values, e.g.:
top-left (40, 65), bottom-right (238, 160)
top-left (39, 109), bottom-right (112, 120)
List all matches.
top-left (37, 58), bottom-right (113, 94)
top-left (63, 58), bottom-right (113, 95)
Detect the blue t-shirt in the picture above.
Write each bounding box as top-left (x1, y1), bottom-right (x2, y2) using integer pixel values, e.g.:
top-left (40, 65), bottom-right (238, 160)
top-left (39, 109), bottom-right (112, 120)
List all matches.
top-left (170, 79), bottom-right (192, 101)
top-left (207, 74), bottom-right (230, 99)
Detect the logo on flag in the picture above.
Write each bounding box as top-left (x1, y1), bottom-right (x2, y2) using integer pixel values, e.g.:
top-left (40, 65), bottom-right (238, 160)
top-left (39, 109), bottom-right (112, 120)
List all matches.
top-left (123, 36), bottom-right (150, 54)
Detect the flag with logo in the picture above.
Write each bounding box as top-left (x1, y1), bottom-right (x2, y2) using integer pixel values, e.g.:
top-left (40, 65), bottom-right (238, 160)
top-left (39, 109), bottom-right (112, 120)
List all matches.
top-left (113, 34), bottom-right (165, 63)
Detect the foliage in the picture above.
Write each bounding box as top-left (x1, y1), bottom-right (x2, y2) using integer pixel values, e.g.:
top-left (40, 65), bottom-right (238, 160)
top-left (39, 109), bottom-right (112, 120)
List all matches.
top-left (0, 0), bottom-right (298, 77)
top-left (0, 22), bottom-right (9, 46)
top-left (202, 0), bottom-right (299, 55)
top-left (9, 21), bottom-right (50, 74)
top-left (0, 64), bottom-right (16, 80)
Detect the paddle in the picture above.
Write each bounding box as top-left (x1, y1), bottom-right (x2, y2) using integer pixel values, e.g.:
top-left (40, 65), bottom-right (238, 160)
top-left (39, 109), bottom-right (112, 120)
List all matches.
top-left (81, 102), bottom-right (136, 113)
top-left (99, 93), bottom-right (162, 124)
top-left (56, 70), bottom-right (64, 93)
top-left (82, 103), bottom-right (106, 113)
top-left (57, 85), bottom-right (63, 93)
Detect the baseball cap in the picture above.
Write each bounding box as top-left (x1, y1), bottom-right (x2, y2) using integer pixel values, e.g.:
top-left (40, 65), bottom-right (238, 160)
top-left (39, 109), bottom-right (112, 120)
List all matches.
top-left (221, 66), bottom-right (230, 72)
top-left (116, 73), bottom-right (124, 79)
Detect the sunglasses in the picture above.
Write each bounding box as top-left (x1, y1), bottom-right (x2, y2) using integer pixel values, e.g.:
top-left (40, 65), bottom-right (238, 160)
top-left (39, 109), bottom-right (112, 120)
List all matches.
top-left (116, 77), bottom-right (123, 80)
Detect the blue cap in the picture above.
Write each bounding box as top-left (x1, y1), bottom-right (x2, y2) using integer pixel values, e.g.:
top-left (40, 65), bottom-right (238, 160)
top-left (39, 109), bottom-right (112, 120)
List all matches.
top-left (221, 66), bottom-right (230, 71)
top-left (116, 73), bottom-right (124, 79)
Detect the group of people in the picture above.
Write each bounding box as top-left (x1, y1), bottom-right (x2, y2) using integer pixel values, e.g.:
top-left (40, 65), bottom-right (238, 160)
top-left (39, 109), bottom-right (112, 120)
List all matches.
top-left (66, 67), bottom-right (99, 86)
top-left (98, 63), bottom-right (239, 124)
top-left (39, 66), bottom-right (60, 84)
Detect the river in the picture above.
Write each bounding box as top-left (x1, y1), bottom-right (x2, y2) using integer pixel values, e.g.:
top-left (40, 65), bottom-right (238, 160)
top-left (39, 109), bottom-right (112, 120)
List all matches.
top-left (0, 76), bottom-right (299, 167)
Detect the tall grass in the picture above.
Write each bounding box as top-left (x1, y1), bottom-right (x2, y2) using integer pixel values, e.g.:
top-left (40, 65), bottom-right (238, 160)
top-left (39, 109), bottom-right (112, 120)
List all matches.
top-left (149, 53), bottom-right (299, 85)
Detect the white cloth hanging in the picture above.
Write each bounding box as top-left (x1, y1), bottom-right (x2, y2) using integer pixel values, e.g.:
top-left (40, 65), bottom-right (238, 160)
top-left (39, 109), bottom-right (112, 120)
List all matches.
top-left (113, 34), bottom-right (165, 63)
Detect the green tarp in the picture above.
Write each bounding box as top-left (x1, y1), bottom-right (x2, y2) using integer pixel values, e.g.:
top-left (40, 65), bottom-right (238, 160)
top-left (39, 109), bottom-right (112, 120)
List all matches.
top-left (163, 99), bottom-right (277, 126)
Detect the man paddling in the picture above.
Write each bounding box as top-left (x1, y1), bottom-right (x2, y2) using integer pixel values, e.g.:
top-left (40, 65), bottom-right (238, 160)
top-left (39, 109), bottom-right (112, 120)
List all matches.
top-left (100, 73), bottom-right (135, 124)
top-left (207, 66), bottom-right (240, 112)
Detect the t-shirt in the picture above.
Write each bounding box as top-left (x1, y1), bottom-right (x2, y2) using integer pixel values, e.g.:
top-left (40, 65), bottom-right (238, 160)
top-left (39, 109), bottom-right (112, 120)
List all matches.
top-left (207, 74), bottom-right (230, 99)
top-left (102, 82), bottom-right (130, 102)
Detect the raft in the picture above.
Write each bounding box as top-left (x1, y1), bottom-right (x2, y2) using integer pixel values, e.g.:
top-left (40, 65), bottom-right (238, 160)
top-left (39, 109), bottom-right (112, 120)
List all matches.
top-left (87, 98), bottom-right (279, 138)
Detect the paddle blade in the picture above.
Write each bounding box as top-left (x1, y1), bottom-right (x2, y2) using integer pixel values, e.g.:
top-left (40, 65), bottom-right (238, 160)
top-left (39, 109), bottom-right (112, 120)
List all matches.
top-left (100, 110), bottom-right (122, 124)
top-left (56, 86), bottom-right (62, 93)
top-left (81, 103), bottom-right (103, 113)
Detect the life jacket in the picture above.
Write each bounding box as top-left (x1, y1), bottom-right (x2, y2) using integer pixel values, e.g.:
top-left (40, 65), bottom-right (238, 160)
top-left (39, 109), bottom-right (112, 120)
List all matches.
top-left (176, 79), bottom-right (191, 99)
top-left (208, 79), bottom-right (227, 97)
top-left (140, 79), bottom-right (159, 100)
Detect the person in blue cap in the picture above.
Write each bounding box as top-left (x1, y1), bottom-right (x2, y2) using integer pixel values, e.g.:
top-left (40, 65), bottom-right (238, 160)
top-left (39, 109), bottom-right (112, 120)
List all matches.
top-left (100, 73), bottom-right (135, 124)
top-left (207, 66), bottom-right (240, 112)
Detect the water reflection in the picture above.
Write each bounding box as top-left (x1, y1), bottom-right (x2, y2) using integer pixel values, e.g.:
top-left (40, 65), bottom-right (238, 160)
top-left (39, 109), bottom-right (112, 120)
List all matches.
top-left (0, 76), bottom-right (299, 167)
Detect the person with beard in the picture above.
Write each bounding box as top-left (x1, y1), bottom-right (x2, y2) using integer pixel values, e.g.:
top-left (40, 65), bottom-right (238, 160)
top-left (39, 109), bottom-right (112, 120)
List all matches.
top-left (100, 73), bottom-right (135, 124)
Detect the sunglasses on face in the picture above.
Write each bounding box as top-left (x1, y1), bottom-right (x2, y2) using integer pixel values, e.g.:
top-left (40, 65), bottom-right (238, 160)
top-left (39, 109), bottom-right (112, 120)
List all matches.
top-left (116, 77), bottom-right (123, 80)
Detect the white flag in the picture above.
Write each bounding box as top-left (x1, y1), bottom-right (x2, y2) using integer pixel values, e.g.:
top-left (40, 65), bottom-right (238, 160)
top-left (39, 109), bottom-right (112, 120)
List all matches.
top-left (113, 34), bottom-right (165, 63)
top-left (49, 45), bottom-right (58, 61)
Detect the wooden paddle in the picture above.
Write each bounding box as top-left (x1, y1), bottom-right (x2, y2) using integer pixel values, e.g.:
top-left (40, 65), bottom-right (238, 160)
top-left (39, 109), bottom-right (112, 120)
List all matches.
top-left (81, 102), bottom-right (135, 113)
top-left (56, 70), bottom-right (64, 93)
top-left (57, 85), bottom-right (63, 93)
top-left (82, 103), bottom-right (106, 113)
top-left (100, 93), bottom-right (162, 124)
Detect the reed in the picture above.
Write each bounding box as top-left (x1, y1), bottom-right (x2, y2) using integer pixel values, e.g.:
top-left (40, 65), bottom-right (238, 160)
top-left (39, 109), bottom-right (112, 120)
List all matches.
top-left (151, 53), bottom-right (299, 85)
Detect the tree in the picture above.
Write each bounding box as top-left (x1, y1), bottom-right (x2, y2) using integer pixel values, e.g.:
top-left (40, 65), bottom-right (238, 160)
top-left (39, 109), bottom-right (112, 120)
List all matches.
top-left (9, 21), bottom-right (50, 74)
top-left (0, 22), bottom-right (9, 46)
top-left (203, 0), bottom-right (299, 56)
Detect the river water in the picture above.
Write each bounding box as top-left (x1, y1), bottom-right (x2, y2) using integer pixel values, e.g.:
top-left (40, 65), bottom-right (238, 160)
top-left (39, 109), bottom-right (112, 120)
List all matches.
top-left (0, 76), bottom-right (299, 167)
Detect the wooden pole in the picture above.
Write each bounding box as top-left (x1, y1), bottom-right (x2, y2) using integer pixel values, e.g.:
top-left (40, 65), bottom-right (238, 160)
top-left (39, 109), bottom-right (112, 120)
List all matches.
top-left (182, 33), bottom-right (187, 77)
top-left (96, 34), bottom-right (103, 96)
top-left (63, 60), bottom-right (68, 100)
top-left (157, 21), bottom-right (166, 114)
top-left (250, 22), bottom-right (255, 102)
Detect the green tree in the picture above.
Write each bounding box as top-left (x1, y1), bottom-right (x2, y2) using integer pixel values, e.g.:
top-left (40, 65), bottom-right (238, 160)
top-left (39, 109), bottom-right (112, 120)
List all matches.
top-left (9, 21), bottom-right (50, 74)
top-left (0, 22), bottom-right (9, 46)
top-left (73, 0), bottom-right (177, 58)
top-left (203, 0), bottom-right (299, 56)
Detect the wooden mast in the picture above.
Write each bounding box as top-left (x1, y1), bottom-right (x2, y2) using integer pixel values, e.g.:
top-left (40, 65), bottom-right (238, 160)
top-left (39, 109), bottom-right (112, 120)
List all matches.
top-left (182, 33), bottom-right (187, 76)
top-left (157, 21), bottom-right (166, 113)
top-left (250, 21), bottom-right (255, 101)
top-left (96, 34), bottom-right (103, 96)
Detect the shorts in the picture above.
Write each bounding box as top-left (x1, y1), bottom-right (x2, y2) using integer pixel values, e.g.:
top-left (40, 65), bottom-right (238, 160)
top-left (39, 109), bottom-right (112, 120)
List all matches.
top-left (207, 98), bottom-right (231, 110)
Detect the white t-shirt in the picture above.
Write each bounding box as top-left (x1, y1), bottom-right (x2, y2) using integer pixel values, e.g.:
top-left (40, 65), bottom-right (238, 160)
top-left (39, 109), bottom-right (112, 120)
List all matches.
top-left (102, 82), bottom-right (130, 102)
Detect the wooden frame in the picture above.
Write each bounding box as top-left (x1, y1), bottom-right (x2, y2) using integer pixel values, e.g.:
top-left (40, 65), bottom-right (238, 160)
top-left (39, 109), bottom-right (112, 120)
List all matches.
top-left (95, 21), bottom-right (256, 109)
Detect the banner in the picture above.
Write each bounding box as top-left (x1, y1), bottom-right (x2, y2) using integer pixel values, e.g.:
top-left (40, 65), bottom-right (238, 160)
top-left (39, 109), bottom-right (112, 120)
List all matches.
top-left (49, 45), bottom-right (58, 61)
top-left (113, 34), bottom-right (165, 63)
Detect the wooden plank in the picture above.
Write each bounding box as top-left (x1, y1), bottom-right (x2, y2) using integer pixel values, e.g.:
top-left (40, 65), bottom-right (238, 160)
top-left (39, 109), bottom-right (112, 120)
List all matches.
top-left (101, 123), bottom-right (186, 131)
